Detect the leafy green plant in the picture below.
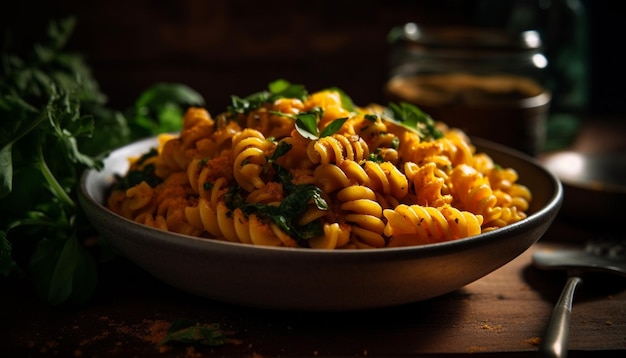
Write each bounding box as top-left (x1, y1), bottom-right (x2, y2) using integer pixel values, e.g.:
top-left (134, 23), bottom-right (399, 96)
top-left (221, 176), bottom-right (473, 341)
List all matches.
top-left (129, 82), bottom-right (206, 139)
top-left (0, 17), bottom-right (204, 305)
top-left (0, 17), bottom-right (118, 305)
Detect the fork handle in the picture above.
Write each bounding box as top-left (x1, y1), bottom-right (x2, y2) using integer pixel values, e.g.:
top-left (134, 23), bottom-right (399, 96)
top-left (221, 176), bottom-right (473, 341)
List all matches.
top-left (538, 275), bottom-right (583, 358)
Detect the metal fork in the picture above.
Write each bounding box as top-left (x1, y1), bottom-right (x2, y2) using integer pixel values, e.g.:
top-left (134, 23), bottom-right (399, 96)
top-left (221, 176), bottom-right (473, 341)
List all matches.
top-left (532, 237), bottom-right (626, 358)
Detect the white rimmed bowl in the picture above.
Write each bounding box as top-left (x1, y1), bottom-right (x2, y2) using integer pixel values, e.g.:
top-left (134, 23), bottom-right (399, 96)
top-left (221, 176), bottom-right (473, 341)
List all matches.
top-left (79, 136), bottom-right (562, 311)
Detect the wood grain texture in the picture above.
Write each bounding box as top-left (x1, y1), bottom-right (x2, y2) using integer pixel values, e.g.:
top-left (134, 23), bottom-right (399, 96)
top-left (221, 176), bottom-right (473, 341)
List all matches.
top-left (2, 222), bottom-right (625, 357)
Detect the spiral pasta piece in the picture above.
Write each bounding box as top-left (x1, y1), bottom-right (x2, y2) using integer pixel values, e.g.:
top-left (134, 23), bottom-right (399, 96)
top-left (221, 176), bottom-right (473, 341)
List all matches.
top-left (274, 132), bottom-right (313, 169)
top-left (337, 185), bottom-right (386, 248)
top-left (307, 134), bottom-right (369, 165)
top-left (304, 90), bottom-right (351, 129)
top-left (180, 108), bottom-right (215, 151)
top-left (362, 161), bottom-right (408, 199)
top-left (308, 222), bottom-right (351, 249)
top-left (124, 181), bottom-right (155, 215)
top-left (404, 162), bottom-right (452, 207)
top-left (383, 204), bottom-right (483, 246)
top-left (450, 164), bottom-right (501, 224)
top-left (342, 113), bottom-right (400, 164)
top-left (231, 128), bottom-right (273, 192)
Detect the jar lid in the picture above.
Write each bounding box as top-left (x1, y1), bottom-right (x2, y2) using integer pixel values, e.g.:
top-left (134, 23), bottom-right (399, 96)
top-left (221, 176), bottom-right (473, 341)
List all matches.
top-left (389, 22), bottom-right (542, 52)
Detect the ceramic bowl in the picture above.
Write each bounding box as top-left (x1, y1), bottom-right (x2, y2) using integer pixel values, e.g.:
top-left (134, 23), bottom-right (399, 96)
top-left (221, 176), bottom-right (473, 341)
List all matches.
top-left (541, 150), bottom-right (625, 229)
top-left (79, 136), bottom-right (562, 311)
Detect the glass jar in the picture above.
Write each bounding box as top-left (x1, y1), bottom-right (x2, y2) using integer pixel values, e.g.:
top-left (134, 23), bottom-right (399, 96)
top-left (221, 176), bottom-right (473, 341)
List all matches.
top-left (385, 23), bottom-right (551, 156)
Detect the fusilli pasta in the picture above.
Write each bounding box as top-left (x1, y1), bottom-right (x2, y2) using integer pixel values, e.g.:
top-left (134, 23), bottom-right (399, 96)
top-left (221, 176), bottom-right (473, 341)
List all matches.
top-left (107, 80), bottom-right (531, 249)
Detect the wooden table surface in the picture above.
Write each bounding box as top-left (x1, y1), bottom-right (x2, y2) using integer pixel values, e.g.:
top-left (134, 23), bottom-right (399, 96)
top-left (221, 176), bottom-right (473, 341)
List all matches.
top-left (2, 118), bottom-right (625, 358)
top-left (2, 217), bottom-right (625, 358)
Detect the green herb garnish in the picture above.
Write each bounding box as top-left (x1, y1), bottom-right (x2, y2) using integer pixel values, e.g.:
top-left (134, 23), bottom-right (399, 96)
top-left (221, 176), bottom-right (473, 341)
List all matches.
top-left (263, 140), bottom-right (292, 173)
top-left (368, 148), bottom-right (384, 163)
top-left (114, 163), bottom-right (162, 190)
top-left (383, 102), bottom-right (443, 141)
top-left (223, 185), bottom-right (246, 211)
top-left (319, 117), bottom-right (349, 138)
top-left (223, 163), bottom-right (328, 246)
top-left (240, 183), bottom-right (327, 246)
top-left (325, 86), bottom-right (356, 113)
top-left (295, 112), bottom-right (322, 140)
top-left (228, 78), bottom-right (308, 115)
top-left (157, 319), bottom-right (228, 348)
top-left (270, 108), bottom-right (348, 140)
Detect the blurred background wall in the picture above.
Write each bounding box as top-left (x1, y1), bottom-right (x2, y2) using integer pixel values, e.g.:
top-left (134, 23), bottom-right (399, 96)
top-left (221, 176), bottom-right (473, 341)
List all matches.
top-left (2, 0), bottom-right (620, 118)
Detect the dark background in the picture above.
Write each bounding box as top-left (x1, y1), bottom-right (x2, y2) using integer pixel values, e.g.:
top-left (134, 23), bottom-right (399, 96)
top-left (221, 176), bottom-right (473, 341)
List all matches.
top-left (2, 0), bottom-right (621, 118)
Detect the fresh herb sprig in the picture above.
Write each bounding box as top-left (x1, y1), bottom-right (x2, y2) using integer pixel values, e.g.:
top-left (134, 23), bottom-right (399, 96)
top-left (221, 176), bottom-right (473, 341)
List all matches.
top-left (239, 164), bottom-right (328, 247)
top-left (263, 140), bottom-right (291, 174)
top-left (157, 319), bottom-right (230, 348)
top-left (224, 145), bottom-right (328, 247)
top-left (382, 102), bottom-right (444, 141)
top-left (269, 108), bottom-right (348, 140)
top-left (112, 149), bottom-right (163, 191)
top-left (228, 79), bottom-right (307, 116)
